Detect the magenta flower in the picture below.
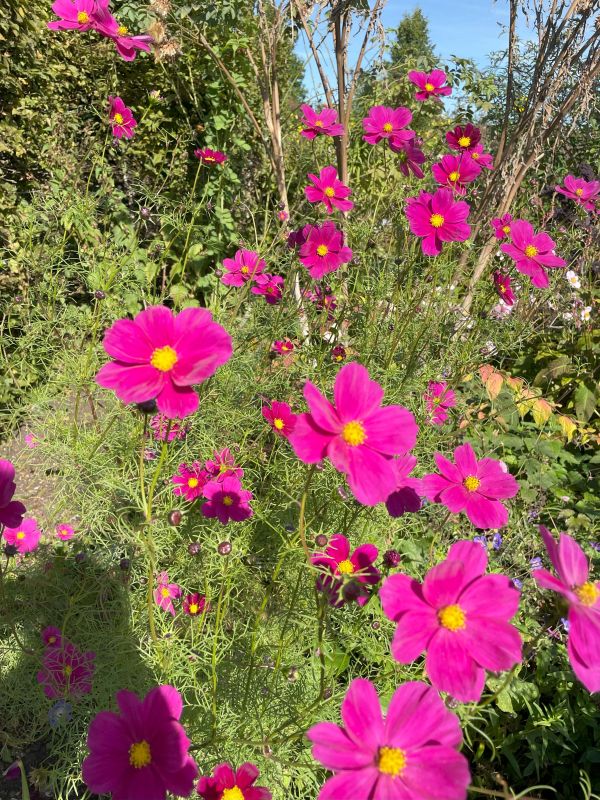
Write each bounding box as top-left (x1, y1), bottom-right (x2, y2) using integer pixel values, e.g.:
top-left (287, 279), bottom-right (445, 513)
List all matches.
top-left (287, 225), bottom-right (310, 250)
top-left (3, 518), bottom-right (41, 554)
top-left (299, 105), bottom-right (345, 139)
top-left (362, 105), bottom-right (414, 148)
top-left (197, 762), bottom-right (271, 800)
top-left (92, 4), bottom-right (153, 61)
top-left (262, 401), bottom-right (297, 438)
top-left (555, 175), bottom-right (600, 212)
top-left (408, 69), bottom-right (452, 101)
top-left (307, 677), bottom-right (470, 800)
top-left (491, 213), bottom-right (513, 240)
top-left (501, 219), bottom-right (567, 288)
top-left (431, 153), bottom-right (481, 195)
top-left (37, 641), bottom-right (96, 699)
top-left (533, 526), bottom-right (600, 692)
top-left (331, 345), bottom-right (346, 362)
top-left (271, 339), bottom-right (294, 355)
top-left (183, 592), bottom-right (209, 617)
top-left (150, 413), bottom-right (188, 441)
top-left (251, 273), bottom-right (284, 304)
top-left (0, 460), bottom-right (26, 528)
top-left (424, 380), bottom-right (456, 426)
top-left (205, 448), bottom-right (243, 481)
top-left (299, 221), bottom-right (353, 280)
top-left (276, 209), bottom-right (289, 222)
top-left (82, 685), bottom-right (198, 800)
top-left (194, 147), bottom-right (228, 165)
top-left (202, 477), bottom-right (253, 525)
top-left (221, 249), bottom-right (266, 287)
top-left (446, 123), bottom-right (481, 152)
top-left (24, 432), bottom-right (40, 448)
top-left (154, 572), bottom-right (182, 615)
top-left (470, 143), bottom-right (494, 169)
top-left (493, 271), bottom-right (515, 305)
top-left (311, 533), bottom-right (379, 607)
top-left (385, 455), bottom-right (422, 518)
top-left (96, 305), bottom-right (232, 419)
top-left (390, 137), bottom-right (426, 178)
top-left (47, 0), bottom-right (96, 30)
top-left (381, 540), bottom-right (522, 702)
top-left (172, 462), bottom-right (208, 501)
top-left (405, 188), bottom-right (471, 256)
top-left (108, 96), bottom-right (137, 139)
top-left (42, 626), bottom-right (62, 647)
top-left (56, 523), bottom-right (75, 541)
top-left (289, 362), bottom-right (418, 506)
top-left (423, 442), bottom-right (519, 529)
top-left (305, 166), bottom-right (354, 214)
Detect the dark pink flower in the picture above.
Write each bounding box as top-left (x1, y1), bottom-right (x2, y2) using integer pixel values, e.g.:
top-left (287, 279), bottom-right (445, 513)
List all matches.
top-left (533, 526), bottom-right (600, 692)
top-left (424, 381), bottom-right (456, 425)
top-left (183, 592), bottom-right (209, 617)
top-left (385, 455), bottom-right (422, 518)
top-left (47, 0), bottom-right (96, 30)
top-left (92, 3), bottom-right (153, 61)
top-left (405, 188), bottom-right (471, 256)
top-left (108, 96), bottom-right (137, 139)
top-left (555, 175), bottom-right (600, 212)
top-left (307, 677), bottom-right (470, 800)
top-left (305, 166), bottom-right (353, 214)
top-left (431, 153), bottom-right (481, 195)
top-left (194, 148), bottom-right (228, 165)
top-left (172, 462), bottom-right (208, 501)
top-left (276, 209), bottom-right (289, 222)
top-left (271, 339), bottom-right (294, 355)
top-left (390, 137), bottom-right (426, 178)
top-left (309, 285), bottom-right (337, 316)
top-left (446, 123), bottom-right (481, 152)
top-left (42, 626), bottom-right (62, 648)
top-left (197, 762), bottom-right (271, 800)
top-left (470, 143), bottom-right (494, 169)
top-left (56, 523), bottom-right (75, 541)
top-left (251, 274), bottom-right (284, 304)
top-left (491, 214), bottom-right (513, 240)
top-left (493, 271), bottom-right (515, 305)
top-left (422, 442), bottom-right (519, 529)
top-left (150, 414), bottom-right (188, 441)
top-left (3, 518), bottom-right (41, 554)
top-left (408, 69), bottom-right (452, 101)
top-left (381, 540), bottom-right (522, 702)
top-left (299, 221), bottom-right (353, 280)
top-left (0, 460), bottom-right (26, 528)
top-left (221, 249), bottom-right (265, 287)
top-left (501, 219), bottom-right (566, 288)
top-left (262, 401), bottom-right (297, 437)
top-left (96, 305), bottom-right (232, 420)
top-left (202, 477), bottom-right (253, 525)
top-left (331, 345), bottom-right (346, 362)
top-left (299, 105), bottom-right (345, 139)
top-left (205, 449), bottom-right (243, 481)
top-left (82, 685), bottom-right (198, 800)
top-left (289, 362), bottom-right (418, 506)
top-left (37, 641), bottom-right (96, 699)
top-left (154, 572), bottom-right (181, 615)
top-left (311, 533), bottom-right (379, 607)
top-left (287, 225), bottom-right (311, 250)
top-left (362, 105), bottom-right (414, 149)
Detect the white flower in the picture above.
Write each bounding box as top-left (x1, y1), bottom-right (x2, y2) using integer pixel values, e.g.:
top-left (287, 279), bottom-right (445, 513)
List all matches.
top-left (565, 270), bottom-right (581, 289)
top-left (580, 306), bottom-right (592, 322)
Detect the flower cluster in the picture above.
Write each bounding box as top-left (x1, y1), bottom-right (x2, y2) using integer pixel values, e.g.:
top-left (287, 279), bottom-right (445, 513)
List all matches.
top-left (154, 572), bottom-right (209, 618)
top-left (37, 627), bottom-right (96, 699)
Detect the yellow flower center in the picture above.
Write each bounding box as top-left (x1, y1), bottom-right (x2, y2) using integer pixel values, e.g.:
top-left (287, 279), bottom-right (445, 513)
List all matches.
top-left (205, 156), bottom-right (216, 162)
top-left (341, 420), bottom-right (366, 446)
top-left (430, 213), bottom-right (445, 228)
top-left (77, 10), bottom-right (89, 22)
top-left (150, 345), bottom-right (178, 372)
top-left (463, 475), bottom-right (480, 492)
top-left (189, 603), bottom-right (199, 614)
top-left (222, 788), bottom-right (244, 800)
top-left (129, 740), bottom-right (152, 769)
top-left (575, 582), bottom-right (599, 606)
top-left (63, 665), bottom-right (73, 677)
top-left (48, 636), bottom-right (57, 644)
top-left (316, 244), bottom-right (329, 256)
top-left (161, 587), bottom-right (170, 598)
top-left (222, 495), bottom-right (233, 506)
top-left (113, 113), bottom-right (124, 125)
top-left (438, 604), bottom-right (466, 631)
top-left (499, 284), bottom-right (506, 293)
top-left (424, 82), bottom-right (434, 91)
top-left (16, 531), bottom-right (25, 540)
top-left (324, 186), bottom-right (335, 197)
top-left (315, 120), bottom-right (324, 127)
top-left (383, 122), bottom-right (393, 133)
top-left (502, 225), bottom-right (510, 234)
top-left (188, 477), bottom-right (199, 488)
top-left (117, 25), bottom-right (128, 35)
top-left (472, 151), bottom-right (479, 159)
top-left (458, 136), bottom-right (471, 147)
top-left (575, 188), bottom-right (583, 196)
top-left (378, 746), bottom-right (406, 777)
top-left (448, 171), bottom-right (460, 182)
top-left (273, 418), bottom-right (285, 430)
top-left (241, 266), bottom-right (249, 274)
top-left (525, 245), bottom-right (538, 258)
top-left (337, 559), bottom-right (355, 575)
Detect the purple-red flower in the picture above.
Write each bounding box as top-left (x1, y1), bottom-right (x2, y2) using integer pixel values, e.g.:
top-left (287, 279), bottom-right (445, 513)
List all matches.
top-left (555, 175), bottom-right (600, 212)
top-left (197, 762), bottom-right (271, 800)
top-left (202, 477), bottom-right (253, 525)
top-left (205, 448), bottom-right (243, 481)
top-left (3, 518), bottom-right (41, 554)
top-left (362, 105), bottom-right (414, 149)
top-left (47, 0), bottom-right (96, 30)
top-left (287, 225), bottom-right (310, 250)
top-left (491, 213), bottom-right (513, 240)
top-left (501, 219), bottom-right (567, 288)
top-left (431, 154), bottom-right (481, 195)
top-left (424, 381), bottom-right (456, 426)
top-left (194, 148), bottom-right (228, 165)
top-left (251, 274), bottom-right (284, 304)
top-left (42, 626), bottom-right (62, 647)
top-left (311, 533), bottom-right (379, 607)
top-left (299, 221), bottom-right (353, 280)
top-left (470, 143), bottom-right (494, 169)
top-left (533, 526), bottom-right (600, 692)
top-left (37, 641), bottom-right (96, 699)
top-left (150, 413), bottom-right (188, 441)
top-left (183, 592), bottom-right (209, 617)
top-left (154, 572), bottom-right (182, 616)
top-left (381, 540), bottom-right (523, 702)
top-left (385, 455), bottom-right (422, 518)
top-left (331, 345), bottom-right (346, 362)
top-left (221, 249), bottom-right (265, 287)
top-left (493, 271), bottom-right (515, 305)
top-left (96, 305), bottom-right (232, 419)
top-left (307, 677), bottom-right (470, 800)
top-left (289, 362), bottom-right (418, 506)
top-left (56, 523), bottom-right (75, 541)
top-left (82, 685), bottom-right (198, 800)
top-left (0, 460), bottom-right (26, 528)
top-left (408, 69), bottom-right (452, 101)
top-left (262, 401), bottom-right (297, 438)
top-left (92, 3), bottom-right (153, 61)
top-left (446, 123), bottom-right (481, 152)
top-left (391, 137), bottom-right (426, 178)
top-left (305, 166), bottom-right (353, 214)
top-left (405, 188), bottom-right (471, 256)
top-left (172, 462), bottom-right (208, 501)
top-left (108, 96), bottom-right (136, 139)
top-left (271, 339), bottom-right (294, 355)
top-left (422, 442), bottom-right (519, 529)
top-left (299, 105), bottom-right (345, 139)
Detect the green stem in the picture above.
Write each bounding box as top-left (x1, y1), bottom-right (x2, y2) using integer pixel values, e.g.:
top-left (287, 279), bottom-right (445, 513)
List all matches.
top-left (298, 466), bottom-right (316, 560)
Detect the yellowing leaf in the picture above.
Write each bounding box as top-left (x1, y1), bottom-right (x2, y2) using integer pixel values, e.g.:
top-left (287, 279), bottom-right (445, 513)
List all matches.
top-left (558, 415), bottom-right (577, 442)
top-left (485, 372), bottom-right (504, 401)
top-left (532, 398), bottom-right (553, 426)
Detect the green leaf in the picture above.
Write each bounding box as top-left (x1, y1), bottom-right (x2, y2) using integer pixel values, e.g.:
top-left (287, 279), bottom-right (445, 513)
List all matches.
top-left (574, 382), bottom-right (597, 422)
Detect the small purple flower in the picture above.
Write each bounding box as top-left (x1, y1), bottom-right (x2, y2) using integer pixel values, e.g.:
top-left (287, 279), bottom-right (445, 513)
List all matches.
top-left (560, 617), bottom-right (570, 633)
top-left (591, 542), bottom-right (600, 553)
top-left (492, 532), bottom-right (503, 550)
top-left (473, 535), bottom-right (487, 549)
top-left (512, 578), bottom-right (523, 590)
top-left (530, 556), bottom-right (543, 570)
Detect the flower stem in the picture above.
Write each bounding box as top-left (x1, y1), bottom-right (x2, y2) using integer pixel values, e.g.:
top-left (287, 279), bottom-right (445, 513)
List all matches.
top-left (298, 465), bottom-right (316, 561)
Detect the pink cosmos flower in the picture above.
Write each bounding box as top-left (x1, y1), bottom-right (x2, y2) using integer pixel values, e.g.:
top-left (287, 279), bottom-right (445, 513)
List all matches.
top-left (3, 518), bottom-right (41, 554)
top-left (311, 533), bottom-right (380, 607)
top-left (251, 274), bottom-right (284, 304)
top-left (299, 221), bottom-right (353, 280)
top-left (56, 523), bottom-right (75, 541)
top-left (47, 0), bottom-right (96, 30)
top-left (42, 626), bottom-right (62, 647)
top-left (493, 271), bottom-right (515, 305)
top-left (422, 442), bottom-right (519, 529)
top-left (500, 219), bottom-right (567, 288)
top-left (299, 105), bottom-right (345, 139)
top-left (491, 213), bottom-right (513, 240)
top-left (262, 401), bottom-right (297, 438)
top-left (172, 462), bottom-right (208, 501)
top-left (92, 3), bottom-right (153, 61)
top-left (385, 455), bottom-right (422, 518)
top-left (307, 677), bottom-right (470, 800)
top-left (381, 541), bottom-right (522, 702)
top-left (183, 592), bottom-right (209, 617)
top-left (424, 381), bottom-right (456, 426)
top-left (197, 762), bottom-right (271, 800)
top-left (201, 477), bottom-right (253, 525)
top-left (431, 154), bottom-right (481, 195)
top-left (24, 432), bottom-right (40, 448)
top-left (271, 339), bottom-right (294, 355)
top-left (221, 249), bottom-right (266, 287)
top-left (391, 137), bottom-right (426, 178)
top-left (0, 460), bottom-right (26, 528)
top-left (96, 305), bottom-right (232, 420)
top-left (108, 96), bottom-right (137, 139)
top-left (470, 143), bottom-right (494, 169)
top-left (289, 362), bottom-right (418, 506)
top-left (331, 345), bottom-right (346, 362)
top-left (533, 526), bottom-right (600, 692)
top-left (82, 685), bottom-right (198, 800)
top-left (154, 572), bottom-right (182, 615)
top-left (305, 166), bottom-right (354, 214)
top-left (309, 284), bottom-right (337, 316)
top-left (37, 641), bottom-right (96, 699)
top-left (276, 209), bottom-right (289, 222)
top-left (362, 105), bottom-right (414, 149)
top-left (205, 448), bottom-right (243, 481)
top-left (405, 188), bottom-right (471, 256)
top-left (194, 147), bottom-right (228, 165)
top-left (555, 175), bottom-right (600, 212)
top-left (408, 69), bottom-right (452, 101)
top-left (150, 413), bottom-right (188, 441)
top-left (446, 123), bottom-right (481, 152)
